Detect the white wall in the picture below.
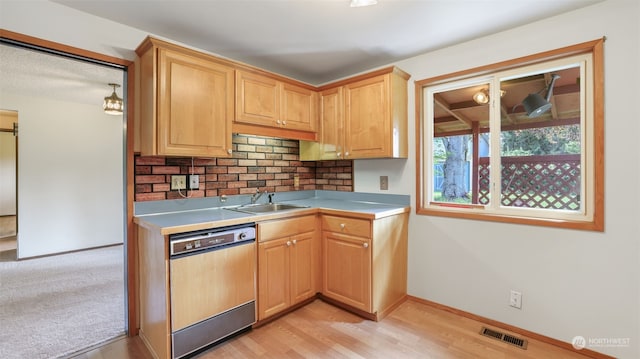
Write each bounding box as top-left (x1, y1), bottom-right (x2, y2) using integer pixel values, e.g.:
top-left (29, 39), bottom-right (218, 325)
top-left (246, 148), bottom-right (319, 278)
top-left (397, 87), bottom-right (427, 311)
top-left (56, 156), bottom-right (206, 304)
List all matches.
top-left (0, 1), bottom-right (144, 258)
top-left (356, 0), bottom-right (639, 357)
top-left (2, 0), bottom-right (637, 357)
top-left (0, 93), bottom-right (124, 257)
top-left (0, 1), bottom-right (145, 62)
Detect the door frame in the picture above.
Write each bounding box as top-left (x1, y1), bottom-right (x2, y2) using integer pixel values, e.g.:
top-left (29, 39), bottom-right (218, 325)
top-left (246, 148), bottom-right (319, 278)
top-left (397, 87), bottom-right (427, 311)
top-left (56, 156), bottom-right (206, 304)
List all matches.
top-left (0, 110), bottom-right (18, 238)
top-left (0, 29), bottom-right (138, 336)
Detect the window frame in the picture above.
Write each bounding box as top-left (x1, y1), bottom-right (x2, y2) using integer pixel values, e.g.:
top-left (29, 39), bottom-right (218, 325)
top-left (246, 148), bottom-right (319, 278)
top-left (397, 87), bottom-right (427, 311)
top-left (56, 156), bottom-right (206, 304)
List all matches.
top-left (415, 39), bottom-right (604, 231)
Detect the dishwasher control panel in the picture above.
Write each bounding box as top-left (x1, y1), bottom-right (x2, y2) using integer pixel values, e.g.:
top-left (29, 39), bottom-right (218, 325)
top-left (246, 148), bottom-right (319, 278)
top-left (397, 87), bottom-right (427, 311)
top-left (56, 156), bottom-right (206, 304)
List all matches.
top-left (169, 224), bottom-right (256, 256)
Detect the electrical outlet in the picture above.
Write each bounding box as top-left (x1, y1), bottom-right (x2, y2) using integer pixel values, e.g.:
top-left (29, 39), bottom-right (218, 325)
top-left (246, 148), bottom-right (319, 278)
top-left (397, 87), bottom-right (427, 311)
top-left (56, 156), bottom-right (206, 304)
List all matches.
top-left (509, 290), bottom-right (522, 309)
top-left (171, 175), bottom-right (187, 190)
top-left (293, 175), bottom-right (300, 189)
top-left (380, 175), bottom-right (389, 190)
top-left (189, 174), bottom-right (199, 190)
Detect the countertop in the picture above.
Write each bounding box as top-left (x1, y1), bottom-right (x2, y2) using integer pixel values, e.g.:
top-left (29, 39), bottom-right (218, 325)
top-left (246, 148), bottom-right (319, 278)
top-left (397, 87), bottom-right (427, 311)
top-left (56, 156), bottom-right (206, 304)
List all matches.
top-left (134, 190), bottom-right (410, 235)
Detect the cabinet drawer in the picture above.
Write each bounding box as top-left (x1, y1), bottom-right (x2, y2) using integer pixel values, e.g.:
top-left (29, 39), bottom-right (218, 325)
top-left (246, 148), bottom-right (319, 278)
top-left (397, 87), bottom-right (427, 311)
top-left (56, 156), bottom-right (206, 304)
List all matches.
top-left (321, 215), bottom-right (371, 238)
top-left (258, 215), bottom-right (316, 242)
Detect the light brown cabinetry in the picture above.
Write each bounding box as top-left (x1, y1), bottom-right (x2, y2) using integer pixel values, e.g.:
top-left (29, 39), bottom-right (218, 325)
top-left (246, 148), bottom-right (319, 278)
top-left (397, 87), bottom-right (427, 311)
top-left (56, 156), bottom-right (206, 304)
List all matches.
top-left (137, 225), bottom-right (171, 359)
top-left (321, 212), bottom-right (408, 320)
top-left (136, 224), bottom-right (256, 359)
top-left (300, 87), bottom-right (344, 160)
top-left (300, 66), bottom-right (409, 160)
top-left (136, 37), bottom-right (234, 157)
top-left (322, 216), bottom-right (371, 312)
top-left (235, 70), bottom-right (318, 141)
top-left (257, 215), bottom-right (320, 320)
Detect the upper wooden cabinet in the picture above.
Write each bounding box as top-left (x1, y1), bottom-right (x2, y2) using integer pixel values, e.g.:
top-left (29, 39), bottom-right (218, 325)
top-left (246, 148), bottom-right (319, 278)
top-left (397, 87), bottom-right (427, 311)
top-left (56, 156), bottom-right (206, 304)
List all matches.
top-left (235, 70), bottom-right (318, 141)
top-left (300, 66), bottom-right (409, 160)
top-left (136, 38), bottom-right (234, 157)
top-left (135, 37), bottom-right (409, 157)
top-left (300, 87), bottom-right (344, 160)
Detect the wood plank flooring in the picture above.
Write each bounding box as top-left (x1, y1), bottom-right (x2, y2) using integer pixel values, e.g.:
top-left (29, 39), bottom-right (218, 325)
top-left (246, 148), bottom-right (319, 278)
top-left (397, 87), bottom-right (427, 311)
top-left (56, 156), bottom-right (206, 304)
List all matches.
top-left (0, 215), bottom-right (16, 238)
top-left (78, 298), bottom-right (595, 359)
top-left (0, 236), bottom-right (16, 252)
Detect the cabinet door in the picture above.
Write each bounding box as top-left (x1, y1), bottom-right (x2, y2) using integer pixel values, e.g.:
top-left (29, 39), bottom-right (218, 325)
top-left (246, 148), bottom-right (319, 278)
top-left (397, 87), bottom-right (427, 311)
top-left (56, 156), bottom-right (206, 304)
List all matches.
top-left (281, 82), bottom-right (317, 132)
top-left (258, 238), bottom-right (290, 320)
top-left (344, 74), bottom-right (390, 159)
top-left (290, 231), bottom-right (316, 304)
top-left (322, 231), bottom-right (371, 312)
top-left (298, 86), bottom-right (342, 161)
top-left (235, 70), bottom-right (279, 127)
top-left (318, 87), bottom-right (344, 160)
top-left (157, 48), bottom-right (234, 157)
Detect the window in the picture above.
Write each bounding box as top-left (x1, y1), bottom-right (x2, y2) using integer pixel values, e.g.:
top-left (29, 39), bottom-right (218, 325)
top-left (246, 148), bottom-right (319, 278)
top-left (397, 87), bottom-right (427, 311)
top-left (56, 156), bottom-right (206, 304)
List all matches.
top-left (416, 39), bottom-right (604, 231)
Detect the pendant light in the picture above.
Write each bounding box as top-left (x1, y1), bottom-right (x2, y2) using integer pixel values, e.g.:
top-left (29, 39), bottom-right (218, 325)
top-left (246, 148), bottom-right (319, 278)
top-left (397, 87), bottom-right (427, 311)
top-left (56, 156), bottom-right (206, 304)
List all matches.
top-left (521, 74), bottom-right (560, 118)
top-left (103, 83), bottom-right (124, 115)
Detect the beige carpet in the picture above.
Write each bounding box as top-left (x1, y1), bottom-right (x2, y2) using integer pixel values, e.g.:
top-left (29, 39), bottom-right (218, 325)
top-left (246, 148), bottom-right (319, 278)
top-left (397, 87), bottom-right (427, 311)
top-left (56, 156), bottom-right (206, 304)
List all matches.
top-left (0, 245), bottom-right (125, 358)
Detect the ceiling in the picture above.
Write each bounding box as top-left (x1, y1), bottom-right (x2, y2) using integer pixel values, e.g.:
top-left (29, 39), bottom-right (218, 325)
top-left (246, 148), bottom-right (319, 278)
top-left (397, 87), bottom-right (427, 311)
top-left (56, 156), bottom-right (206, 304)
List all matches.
top-left (52, 0), bottom-right (601, 85)
top-left (0, 0), bottom-right (600, 111)
top-left (434, 67), bottom-right (582, 136)
top-left (0, 43), bottom-right (125, 108)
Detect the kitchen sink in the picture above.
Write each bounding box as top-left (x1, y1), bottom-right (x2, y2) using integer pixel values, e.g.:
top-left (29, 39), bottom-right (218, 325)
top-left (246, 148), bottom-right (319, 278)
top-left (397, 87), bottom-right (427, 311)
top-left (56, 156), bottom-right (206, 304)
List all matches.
top-left (228, 203), bottom-right (310, 214)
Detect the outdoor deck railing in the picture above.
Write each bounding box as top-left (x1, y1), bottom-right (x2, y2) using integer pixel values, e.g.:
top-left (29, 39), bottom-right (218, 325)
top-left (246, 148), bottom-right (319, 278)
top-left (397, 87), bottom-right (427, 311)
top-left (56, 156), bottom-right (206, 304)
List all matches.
top-left (477, 155), bottom-right (581, 210)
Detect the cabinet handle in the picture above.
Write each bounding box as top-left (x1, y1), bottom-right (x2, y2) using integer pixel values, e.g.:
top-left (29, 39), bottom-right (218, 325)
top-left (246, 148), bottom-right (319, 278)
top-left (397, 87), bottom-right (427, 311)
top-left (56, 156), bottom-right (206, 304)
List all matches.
top-left (292, 239), bottom-right (297, 245)
top-left (345, 151), bottom-right (350, 157)
top-left (286, 240), bottom-right (292, 247)
top-left (336, 152), bottom-right (341, 158)
top-left (276, 120), bottom-right (281, 125)
top-left (363, 242), bottom-right (369, 248)
top-left (340, 223), bottom-right (345, 230)
top-left (282, 120), bottom-right (287, 126)
top-left (227, 149), bottom-right (232, 154)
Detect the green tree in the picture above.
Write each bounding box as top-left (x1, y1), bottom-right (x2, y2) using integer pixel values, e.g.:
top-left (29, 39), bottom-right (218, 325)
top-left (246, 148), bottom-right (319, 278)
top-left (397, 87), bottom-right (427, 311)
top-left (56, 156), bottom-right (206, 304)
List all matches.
top-left (501, 125), bottom-right (580, 156)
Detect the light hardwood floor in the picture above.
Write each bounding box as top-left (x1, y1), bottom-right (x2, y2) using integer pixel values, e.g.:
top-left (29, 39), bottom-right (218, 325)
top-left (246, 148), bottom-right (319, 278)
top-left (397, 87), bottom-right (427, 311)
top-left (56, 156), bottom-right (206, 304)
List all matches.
top-left (0, 215), bottom-right (17, 240)
top-left (77, 298), bottom-right (595, 359)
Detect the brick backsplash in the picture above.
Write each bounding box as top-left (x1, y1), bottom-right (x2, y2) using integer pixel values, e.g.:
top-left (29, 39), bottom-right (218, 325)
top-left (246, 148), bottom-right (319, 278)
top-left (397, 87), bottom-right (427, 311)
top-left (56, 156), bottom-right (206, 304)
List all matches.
top-left (135, 134), bottom-right (353, 202)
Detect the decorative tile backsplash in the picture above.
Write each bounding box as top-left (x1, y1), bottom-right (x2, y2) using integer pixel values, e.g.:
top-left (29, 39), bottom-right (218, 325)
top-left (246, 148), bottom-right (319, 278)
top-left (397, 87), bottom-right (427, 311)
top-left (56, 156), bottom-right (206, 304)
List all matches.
top-left (134, 134), bottom-right (353, 201)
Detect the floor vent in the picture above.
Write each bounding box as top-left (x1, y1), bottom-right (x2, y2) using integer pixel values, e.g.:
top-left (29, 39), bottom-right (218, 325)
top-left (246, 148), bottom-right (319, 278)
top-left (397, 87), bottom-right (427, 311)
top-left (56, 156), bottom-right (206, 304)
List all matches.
top-left (480, 327), bottom-right (528, 349)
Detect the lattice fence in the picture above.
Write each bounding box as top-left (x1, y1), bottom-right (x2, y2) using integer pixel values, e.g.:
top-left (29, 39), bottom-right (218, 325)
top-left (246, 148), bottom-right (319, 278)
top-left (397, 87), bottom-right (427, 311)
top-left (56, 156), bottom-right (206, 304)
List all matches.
top-left (477, 155), bottom-right (581, 210)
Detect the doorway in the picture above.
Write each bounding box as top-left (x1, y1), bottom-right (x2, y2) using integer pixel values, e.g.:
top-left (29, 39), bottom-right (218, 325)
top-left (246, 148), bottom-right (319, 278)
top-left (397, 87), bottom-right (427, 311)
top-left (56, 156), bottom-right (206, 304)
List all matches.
top-left (0, 39), bottom-right (129, 357)
top-left (0, 110), bottom-right (17, 254)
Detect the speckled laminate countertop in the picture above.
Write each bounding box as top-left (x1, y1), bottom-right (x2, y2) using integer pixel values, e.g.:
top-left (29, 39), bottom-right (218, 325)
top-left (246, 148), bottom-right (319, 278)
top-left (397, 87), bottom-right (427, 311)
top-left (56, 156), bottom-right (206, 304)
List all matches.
top-left (134, 190), bottom-right (410, 235)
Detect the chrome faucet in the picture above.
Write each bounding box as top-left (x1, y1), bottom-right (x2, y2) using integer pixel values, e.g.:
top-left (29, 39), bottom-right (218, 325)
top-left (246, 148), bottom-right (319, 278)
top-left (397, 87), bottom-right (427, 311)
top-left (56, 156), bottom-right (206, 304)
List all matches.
top-left (251, 189), bottom-right (266, 204)
top-left (268, 192), bottom-right (275, 204)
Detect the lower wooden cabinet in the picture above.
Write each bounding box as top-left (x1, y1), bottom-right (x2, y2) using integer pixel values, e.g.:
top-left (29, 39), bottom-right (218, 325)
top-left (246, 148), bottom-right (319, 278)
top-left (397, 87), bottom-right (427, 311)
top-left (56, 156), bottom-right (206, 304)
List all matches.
top-left (257, 215), bottom-right (319, 320)
top-left (256, 211), bottom-right (408, 322)
top-left (323, 230), bottom-right (372, 312)
top-left (321, 212), bottom-right (408, 320)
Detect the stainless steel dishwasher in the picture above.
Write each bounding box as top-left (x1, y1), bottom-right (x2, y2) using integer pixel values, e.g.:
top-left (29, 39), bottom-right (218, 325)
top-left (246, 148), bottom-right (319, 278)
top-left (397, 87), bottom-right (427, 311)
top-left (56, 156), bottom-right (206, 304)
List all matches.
top-left (169, 223), bottom-right (256, 358)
